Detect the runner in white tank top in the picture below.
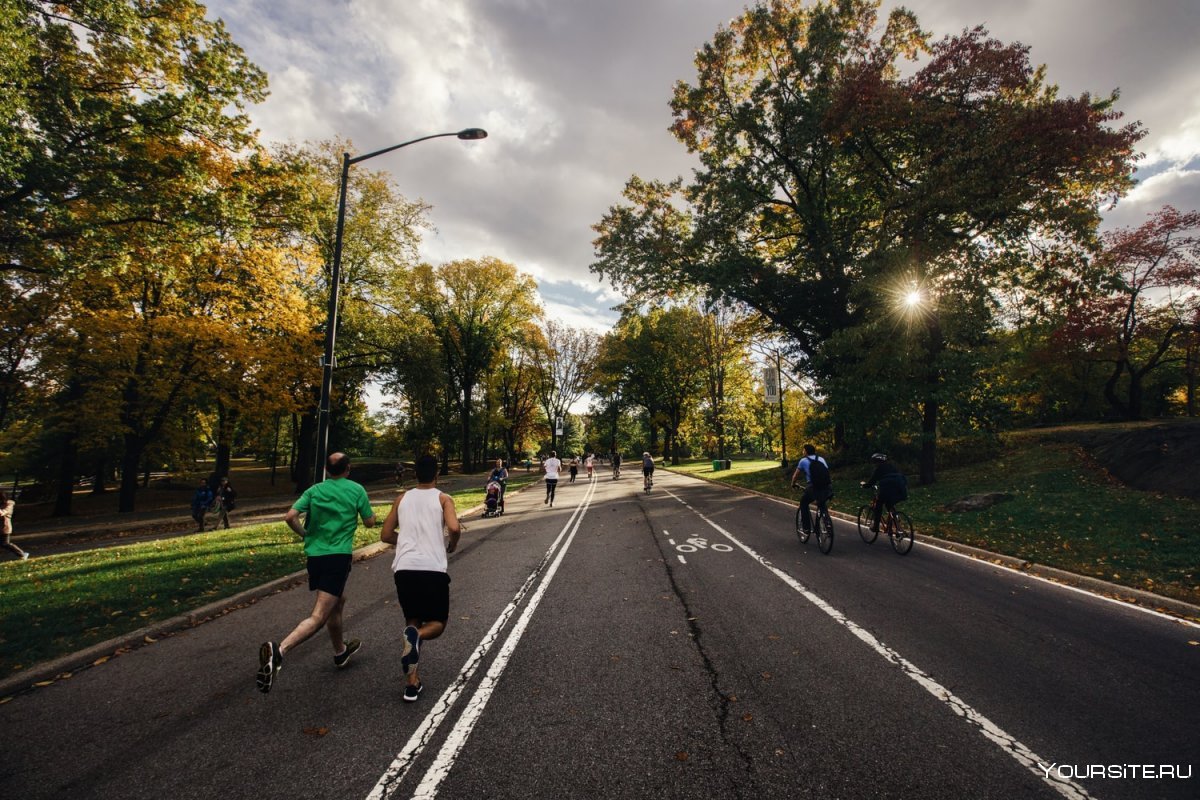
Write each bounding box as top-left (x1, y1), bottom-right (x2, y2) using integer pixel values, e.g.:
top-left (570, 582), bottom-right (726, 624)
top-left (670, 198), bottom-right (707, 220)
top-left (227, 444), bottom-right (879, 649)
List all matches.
top-left (391, 488), bottom-right (450, 572)
top-left (381, 455), bottom-right (462, 703)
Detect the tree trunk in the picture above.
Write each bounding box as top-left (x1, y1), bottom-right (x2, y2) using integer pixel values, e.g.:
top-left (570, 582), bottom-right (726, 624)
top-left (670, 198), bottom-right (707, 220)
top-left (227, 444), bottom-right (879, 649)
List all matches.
top-left (92, 459), bottom-right (107, 494)
top-left (215, 400), bottom-right (234, 478)
top-left (117, 436), bottom-right (144, 512)
top-left (460, 381), bottom-right (474, 473)
top-left (53, 438), bottom-right (78, 517)
top-left (919, 317), bottom-right (944, 486)
top-left (293, 410), bottom-right (318, 491)
top-left (919, 397), bottom-right (937, 486)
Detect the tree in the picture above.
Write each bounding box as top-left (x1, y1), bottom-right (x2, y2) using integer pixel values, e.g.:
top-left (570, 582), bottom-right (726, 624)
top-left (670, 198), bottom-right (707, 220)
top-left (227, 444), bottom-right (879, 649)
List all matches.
top-left (1, 0), bottom-right (265, 273)
top-left (413, 258), bottom-right (540, 472)
top-left (593, 0), bottom-right (1143, 482)
top-left (533, 320), bottom-right (598, 453)
top-left (695, 300), bottom-right (758, 460)
top-left (598, 307), bottom-right (706, 464)
top-left (1056, 207), bottom-right (1200, 419)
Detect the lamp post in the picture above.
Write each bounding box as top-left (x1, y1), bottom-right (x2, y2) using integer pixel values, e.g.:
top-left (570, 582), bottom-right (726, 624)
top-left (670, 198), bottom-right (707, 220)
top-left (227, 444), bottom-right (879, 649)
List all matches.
top-left (314, 128), bottom-right (487, 484)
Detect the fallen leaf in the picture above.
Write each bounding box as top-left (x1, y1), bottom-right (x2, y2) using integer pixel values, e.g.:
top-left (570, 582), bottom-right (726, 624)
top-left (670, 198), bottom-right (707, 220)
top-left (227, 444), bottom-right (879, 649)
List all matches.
top-left (742, 713), bottom-right (754, 722)
top-left (675, 751), bottom-right (689, 761)
top-left (302, 726), bottom-right (330, 737)
top-left (93, 656), bottom-right (110, 666)
top-left (767, 634), bottom-right (781, 641)
top-left (144, 635), bottom-right (157, 643)
top-left (34, 680), bottom-right (54, 687)
top-left (761, 672), bottom-right (772, 680)
top-left (1188, 641), bottom-right (1199, 646)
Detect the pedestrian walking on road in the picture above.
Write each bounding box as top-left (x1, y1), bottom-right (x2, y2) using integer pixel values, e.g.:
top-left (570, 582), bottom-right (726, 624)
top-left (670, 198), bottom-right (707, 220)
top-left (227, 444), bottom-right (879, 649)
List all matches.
top-left (256, 452), bottom-right (377, 694)
top-left (191, 480), bottom-right (214, 532)
top-left (543, 450), bottom-right (562, 507)
top-left (215, 477), bottom-right (237, 529)
top-left (0, 491), bottom-right (28, 560)
top-left (380, 454), bottom-right (462, 702)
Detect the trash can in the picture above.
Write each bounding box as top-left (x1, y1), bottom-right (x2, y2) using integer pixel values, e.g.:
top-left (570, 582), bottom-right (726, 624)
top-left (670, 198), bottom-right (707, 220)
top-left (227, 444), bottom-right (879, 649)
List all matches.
top-left (723, 459), bottom-right (732, 470)
top-left (712, 460), bottom-right (723, 471)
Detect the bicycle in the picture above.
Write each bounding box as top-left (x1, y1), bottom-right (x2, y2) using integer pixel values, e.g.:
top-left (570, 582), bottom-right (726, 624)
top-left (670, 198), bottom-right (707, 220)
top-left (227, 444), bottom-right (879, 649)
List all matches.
top-left (792, 486), bottom-right (834, 555)
top-left (856, 487), bottom-right (914, 555)
top-left (643, 470), bottom-right (653, 492)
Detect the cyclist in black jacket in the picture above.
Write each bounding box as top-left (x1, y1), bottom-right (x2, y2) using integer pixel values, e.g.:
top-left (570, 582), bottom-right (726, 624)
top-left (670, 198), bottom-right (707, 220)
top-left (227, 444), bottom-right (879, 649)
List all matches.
top-left (862, 453), bottom-right (907, 533)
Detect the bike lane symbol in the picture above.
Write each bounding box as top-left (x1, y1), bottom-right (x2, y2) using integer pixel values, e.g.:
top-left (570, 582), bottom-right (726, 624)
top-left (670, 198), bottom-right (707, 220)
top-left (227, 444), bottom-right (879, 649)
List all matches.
top-left (666, 531), bottom-right (733, 563)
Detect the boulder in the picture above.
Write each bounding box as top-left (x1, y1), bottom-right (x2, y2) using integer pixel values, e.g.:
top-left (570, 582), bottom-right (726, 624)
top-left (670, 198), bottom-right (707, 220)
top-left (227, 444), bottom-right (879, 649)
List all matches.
top-left (946, 492), bottom-right (1014, 512)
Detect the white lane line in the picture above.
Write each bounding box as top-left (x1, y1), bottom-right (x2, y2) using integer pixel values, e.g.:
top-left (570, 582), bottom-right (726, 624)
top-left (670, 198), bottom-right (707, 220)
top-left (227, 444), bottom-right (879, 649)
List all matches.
top-left (364, 480), bottom-right (595, 800)
top-left (410, 477), bottom-right (598, 799)
top-left (664, 489), bottom-right (1095, 800)
top-left (751, 486), bottom-right (1198, 629)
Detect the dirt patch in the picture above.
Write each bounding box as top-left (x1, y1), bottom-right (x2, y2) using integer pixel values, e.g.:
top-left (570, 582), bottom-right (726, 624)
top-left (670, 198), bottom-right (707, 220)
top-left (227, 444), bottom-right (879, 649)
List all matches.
top-left (1045, 420), bottom-right (1200, 500)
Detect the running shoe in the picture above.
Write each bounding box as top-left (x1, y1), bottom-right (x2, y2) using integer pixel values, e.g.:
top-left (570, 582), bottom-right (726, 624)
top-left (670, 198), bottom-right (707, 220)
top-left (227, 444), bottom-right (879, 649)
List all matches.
top-left (403, 682), bottom-right (423, 702)
top-left (334, 638), bottom-right (361, 668)
top-left (256, 641), bottom-right (282, 693)
top-left (401, 626), bottom-right (420, 675)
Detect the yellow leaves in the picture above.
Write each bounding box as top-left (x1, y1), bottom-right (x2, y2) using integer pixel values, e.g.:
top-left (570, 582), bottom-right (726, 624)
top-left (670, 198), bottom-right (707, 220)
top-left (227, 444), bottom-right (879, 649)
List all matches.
top-left (93, 656), bottom-right (110, 666)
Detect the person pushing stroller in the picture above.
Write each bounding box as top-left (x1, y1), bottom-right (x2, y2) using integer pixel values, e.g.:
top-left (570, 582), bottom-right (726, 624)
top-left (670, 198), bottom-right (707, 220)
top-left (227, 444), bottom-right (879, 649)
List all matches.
top-left (484, 459), bottom-right (508, 517)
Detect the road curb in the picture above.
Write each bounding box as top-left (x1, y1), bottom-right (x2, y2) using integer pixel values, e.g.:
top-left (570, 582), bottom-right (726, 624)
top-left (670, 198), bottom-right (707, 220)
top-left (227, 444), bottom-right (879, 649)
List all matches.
top-left (669, 468), bottom-right (1200, 624)
top-left (0, 480), bottom-right (536, 700)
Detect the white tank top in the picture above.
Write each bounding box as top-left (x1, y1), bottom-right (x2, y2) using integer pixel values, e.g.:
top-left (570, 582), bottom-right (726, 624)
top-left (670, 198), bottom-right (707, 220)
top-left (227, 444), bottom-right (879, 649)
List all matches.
top-left (390, 488), bottom-right (449, 573)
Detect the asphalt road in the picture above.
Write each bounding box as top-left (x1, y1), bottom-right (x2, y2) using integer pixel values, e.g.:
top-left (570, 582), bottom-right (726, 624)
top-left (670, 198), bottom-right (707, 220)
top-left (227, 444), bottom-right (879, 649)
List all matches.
top-left (1, 471), bottom-right (1196, 800)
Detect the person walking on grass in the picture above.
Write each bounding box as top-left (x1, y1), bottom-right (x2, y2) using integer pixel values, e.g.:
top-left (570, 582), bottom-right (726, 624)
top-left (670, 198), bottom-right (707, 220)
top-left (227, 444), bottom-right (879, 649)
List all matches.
top-left (214, 477), bottom-right (237, 530)
top-left (0, 490), bottom-right (28, 560)
top-left (542, 450), bottom-right (562, 507)
top-left (191, 479), bottom-right (214, 532)
top-left (256, 452), bottom-right (377, 694)
top-left (380, 454), bottom-right (462, 702)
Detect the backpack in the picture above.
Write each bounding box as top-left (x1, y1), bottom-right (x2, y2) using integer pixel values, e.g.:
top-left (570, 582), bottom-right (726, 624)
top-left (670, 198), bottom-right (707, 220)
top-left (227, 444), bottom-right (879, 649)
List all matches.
top-left (807, 457), bottom-right (831, 490)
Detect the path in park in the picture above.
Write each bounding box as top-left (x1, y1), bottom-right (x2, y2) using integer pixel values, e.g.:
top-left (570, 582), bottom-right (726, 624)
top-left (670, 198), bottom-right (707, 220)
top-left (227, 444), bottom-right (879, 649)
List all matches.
top-left (1, 471), bottom-right (1196, 799)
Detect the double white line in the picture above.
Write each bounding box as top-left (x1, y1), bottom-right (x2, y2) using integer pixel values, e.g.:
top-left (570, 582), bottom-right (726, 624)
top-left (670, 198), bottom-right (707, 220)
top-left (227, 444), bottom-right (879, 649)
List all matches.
top-left (366, 476), bottom-right (597, 800)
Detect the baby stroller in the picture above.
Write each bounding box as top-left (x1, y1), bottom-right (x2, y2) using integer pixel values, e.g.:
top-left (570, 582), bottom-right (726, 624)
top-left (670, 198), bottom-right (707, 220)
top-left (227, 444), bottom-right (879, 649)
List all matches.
top-left (483, 479), bottom-right (505, 517)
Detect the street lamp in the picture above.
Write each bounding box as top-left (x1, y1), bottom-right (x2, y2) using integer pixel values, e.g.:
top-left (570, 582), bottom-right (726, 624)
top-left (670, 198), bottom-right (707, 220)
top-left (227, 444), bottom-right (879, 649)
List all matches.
top-left (314, 127), bottom-right (487, 484)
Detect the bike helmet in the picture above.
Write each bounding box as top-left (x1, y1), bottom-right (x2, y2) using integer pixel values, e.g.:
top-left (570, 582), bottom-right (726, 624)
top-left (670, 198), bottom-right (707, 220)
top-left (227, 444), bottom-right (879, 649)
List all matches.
top-left (870, 452), bottom-right (888, 462)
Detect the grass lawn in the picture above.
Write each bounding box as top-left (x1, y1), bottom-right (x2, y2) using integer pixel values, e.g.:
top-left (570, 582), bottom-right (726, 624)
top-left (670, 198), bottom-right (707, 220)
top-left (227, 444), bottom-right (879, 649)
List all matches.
top-left (0, 473), bottom-right (540, 678)
top-left (668, 449), bottom-right (1200, 607)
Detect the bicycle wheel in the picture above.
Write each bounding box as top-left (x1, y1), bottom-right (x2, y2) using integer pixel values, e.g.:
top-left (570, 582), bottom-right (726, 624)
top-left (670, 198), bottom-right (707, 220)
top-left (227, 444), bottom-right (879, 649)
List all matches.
top-left (889, 512), bottom-right (914, 555)
top-left (857, 505), bottom-right (877, 543)
top-left (816, 507), bottom-right (834, 554)
top-left (795, 506), bottom-right (810, 543)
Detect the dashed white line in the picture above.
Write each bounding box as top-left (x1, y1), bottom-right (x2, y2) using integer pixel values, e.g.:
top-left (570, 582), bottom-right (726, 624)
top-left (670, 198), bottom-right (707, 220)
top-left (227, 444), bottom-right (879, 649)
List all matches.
top-left (664, 489), bottom-right (1095, 800)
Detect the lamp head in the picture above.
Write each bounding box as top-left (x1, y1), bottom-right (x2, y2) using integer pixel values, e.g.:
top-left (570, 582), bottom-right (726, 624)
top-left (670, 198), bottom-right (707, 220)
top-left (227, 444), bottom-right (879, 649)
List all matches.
top-left (457, 128), bottom-right (488, 140)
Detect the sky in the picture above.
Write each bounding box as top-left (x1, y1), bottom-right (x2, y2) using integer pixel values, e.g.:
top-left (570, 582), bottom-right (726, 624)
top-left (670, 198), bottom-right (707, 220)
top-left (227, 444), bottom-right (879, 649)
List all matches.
top-left (204, 0), bottom-right (1200, 333)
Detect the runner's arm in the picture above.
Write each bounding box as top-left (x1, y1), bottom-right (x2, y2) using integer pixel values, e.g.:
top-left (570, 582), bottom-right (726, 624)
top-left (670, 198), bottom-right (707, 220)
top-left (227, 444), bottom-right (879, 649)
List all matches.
top-left (284, 508), bottom-right (306, 539)
top-left (441, 492), bottom-right (462, 552)
top-left (380, 495), bottom-right (402, 544)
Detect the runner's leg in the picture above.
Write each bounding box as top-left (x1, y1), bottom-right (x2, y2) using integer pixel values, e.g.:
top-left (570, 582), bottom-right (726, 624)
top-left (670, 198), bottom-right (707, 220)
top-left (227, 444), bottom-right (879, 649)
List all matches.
top-left (280, 591), bottom-right (341, 655)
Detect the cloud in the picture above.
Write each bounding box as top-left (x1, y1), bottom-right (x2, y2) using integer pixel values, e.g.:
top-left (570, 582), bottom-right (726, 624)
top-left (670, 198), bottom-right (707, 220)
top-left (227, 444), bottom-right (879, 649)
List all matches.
top-left (207, 0), bottom-right (1200, 295)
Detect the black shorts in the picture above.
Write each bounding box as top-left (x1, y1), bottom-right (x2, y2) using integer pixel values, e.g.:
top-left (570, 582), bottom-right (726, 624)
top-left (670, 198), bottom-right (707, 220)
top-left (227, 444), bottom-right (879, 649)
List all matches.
top-left (307, 553), bottom-right (353, 597)
top-left (394, 570), bottom-right (451, 624)
top-left (643, 466), bottom-right (654, 476)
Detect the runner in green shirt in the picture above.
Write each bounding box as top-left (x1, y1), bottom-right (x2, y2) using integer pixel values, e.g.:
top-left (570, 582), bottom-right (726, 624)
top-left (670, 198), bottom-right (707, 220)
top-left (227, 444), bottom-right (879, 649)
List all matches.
top-left (256, 452), bottom-right (377, 694)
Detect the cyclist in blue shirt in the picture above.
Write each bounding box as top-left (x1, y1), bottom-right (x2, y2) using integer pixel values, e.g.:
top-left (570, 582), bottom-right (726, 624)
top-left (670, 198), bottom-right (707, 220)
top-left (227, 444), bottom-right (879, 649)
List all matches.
top-left (789, 444), bottom-right (830, 535)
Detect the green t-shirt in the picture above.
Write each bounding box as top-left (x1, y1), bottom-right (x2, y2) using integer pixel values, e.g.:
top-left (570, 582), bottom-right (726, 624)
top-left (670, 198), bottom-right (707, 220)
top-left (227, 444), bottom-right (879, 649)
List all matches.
top-left (292, 477), bottom-right (374, 556)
